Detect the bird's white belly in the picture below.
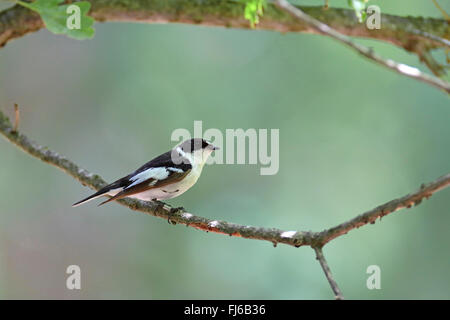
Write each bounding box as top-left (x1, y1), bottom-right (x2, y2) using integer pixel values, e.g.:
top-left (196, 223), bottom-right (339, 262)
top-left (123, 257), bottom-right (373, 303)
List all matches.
top-left (128, 169), bottom-right (201, 201)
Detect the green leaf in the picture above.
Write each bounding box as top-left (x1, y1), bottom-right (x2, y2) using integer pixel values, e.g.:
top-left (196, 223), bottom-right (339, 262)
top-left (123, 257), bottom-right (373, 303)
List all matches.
top-left (244, 0), bottom-right (266, 28)
top-left (17, 0), bottom-right (95, 40)
top-left (348, 0), bottom-right (368, 23)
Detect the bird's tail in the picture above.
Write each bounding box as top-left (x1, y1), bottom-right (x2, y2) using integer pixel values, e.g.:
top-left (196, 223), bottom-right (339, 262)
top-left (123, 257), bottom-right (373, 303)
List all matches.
top-left (72, 189), bottom-right (109, 207)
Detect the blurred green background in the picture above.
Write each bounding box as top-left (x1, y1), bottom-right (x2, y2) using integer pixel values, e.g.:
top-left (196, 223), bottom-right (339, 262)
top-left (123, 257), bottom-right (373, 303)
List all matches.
top-left (0, 0), bottom-right (449, 299)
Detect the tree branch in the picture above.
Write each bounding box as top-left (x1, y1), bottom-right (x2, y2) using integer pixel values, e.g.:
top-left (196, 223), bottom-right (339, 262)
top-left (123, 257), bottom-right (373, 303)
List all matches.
top-left (274, 0), bottom-right (450, 94)
top-left (0, 1), bottom-right (448, 55)
top-left (314, 247), bottom-right (344, 300)
top-left (1, 107), bottom-right (450, 298)
top-left (315, 173), bottom-right (450, 247)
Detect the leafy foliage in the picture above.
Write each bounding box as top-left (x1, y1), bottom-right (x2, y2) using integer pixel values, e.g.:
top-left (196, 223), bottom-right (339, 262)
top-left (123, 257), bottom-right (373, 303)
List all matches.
top-left (348, 0), bottom-right (369, 23)
top-left (244, 0), bottom-right (267, 28)
top-left (242, 0), bottom-right (370, 26)
top-left (17, 0), bottom-right (95, 39)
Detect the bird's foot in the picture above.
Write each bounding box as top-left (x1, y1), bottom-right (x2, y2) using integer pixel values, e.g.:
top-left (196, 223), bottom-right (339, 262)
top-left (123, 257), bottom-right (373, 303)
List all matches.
top-left (152, 199), bottom-right (166, 212)
top-left (167, 206), bottom-right (185, 225)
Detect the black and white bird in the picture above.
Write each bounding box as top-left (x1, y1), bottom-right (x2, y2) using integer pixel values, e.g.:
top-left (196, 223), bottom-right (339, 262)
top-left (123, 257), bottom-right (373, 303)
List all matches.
top-left (72, 138), bottom-right (218, 207)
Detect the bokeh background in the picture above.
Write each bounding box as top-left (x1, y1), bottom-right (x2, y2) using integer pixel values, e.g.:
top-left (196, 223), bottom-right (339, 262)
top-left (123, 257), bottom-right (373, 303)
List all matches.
top-left (0, 0), bottom-right (449, 299)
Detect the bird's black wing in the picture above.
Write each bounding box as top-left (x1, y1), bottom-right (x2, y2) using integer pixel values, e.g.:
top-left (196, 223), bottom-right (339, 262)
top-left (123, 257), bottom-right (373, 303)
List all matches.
top-left (131, 150), bottom-right (191, 176)
top-left (72, 150), bottom-right (192, 207)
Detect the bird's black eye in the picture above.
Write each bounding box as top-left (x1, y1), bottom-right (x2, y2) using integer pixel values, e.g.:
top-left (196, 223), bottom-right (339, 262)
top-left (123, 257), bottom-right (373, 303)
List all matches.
top-left (201, 139), bottom-right (210, 149)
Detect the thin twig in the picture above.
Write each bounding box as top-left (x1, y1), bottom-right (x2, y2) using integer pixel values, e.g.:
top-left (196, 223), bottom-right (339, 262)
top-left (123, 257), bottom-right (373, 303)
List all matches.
top-left (274, 0), bottom-right (450, 94)
top-left (419, 50), bottom-right (446, 77)
top-left (314, 173), bottom-right (450, 247)
top-left (12, 103), bottom-right (19, 133)
top-left (314, 247), bottom-right (343, 300)
top-left (431, 0), bottom-right (450, 22)
top-left (410, 29), bottom-right (450, 48)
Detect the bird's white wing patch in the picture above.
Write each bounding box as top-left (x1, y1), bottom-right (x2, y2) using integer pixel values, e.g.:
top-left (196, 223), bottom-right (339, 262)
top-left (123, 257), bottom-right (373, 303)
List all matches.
top-left (167, 167), bottom-right (184, 173)
top-left (176, 147), bottom-right (193, 165)
top-left (127, 167), bottom-right (170, 189)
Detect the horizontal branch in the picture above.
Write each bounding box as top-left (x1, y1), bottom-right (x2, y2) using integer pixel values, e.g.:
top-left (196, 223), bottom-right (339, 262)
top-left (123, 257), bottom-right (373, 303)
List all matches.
top-left (315, 173), bottom-right (450, 246)
top-left (0, 0), bottom-right (448, 54)
top-left (1, 108), bottom-right (449, 249)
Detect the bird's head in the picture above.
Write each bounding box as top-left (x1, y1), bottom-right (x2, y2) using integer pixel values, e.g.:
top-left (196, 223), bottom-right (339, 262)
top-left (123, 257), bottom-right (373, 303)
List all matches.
top-left (175, 138), bottom-right (219, 166)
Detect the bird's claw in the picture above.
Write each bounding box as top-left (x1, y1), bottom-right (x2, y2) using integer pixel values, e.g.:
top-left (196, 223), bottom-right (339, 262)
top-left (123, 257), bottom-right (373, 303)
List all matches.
top-left (167, 206), bottom-right (185, 225)
top-left (152, 200), bottom-right (166, 212)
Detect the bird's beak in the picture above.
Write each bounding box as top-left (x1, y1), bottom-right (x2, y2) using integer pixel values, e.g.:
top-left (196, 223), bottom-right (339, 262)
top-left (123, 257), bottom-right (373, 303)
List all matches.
top-left (211, 145), bottom-right (220, 151)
